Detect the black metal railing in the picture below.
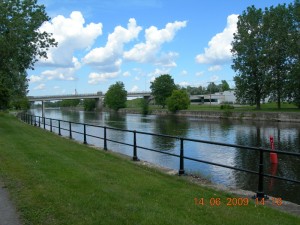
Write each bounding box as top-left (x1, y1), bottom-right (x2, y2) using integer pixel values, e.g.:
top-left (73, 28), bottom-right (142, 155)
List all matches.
top-left (19, 113), bottom-right (300, 200)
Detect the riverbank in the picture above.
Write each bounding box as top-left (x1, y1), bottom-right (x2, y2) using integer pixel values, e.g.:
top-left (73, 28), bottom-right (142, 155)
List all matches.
top-left (117, 108), bottom-right (300, 123)
top-left (0, 112), bottom-right (299, 224)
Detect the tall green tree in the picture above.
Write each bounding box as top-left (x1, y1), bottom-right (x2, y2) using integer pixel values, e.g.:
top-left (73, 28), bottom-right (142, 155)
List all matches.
top-left (231, 6), bottom-right (269, 109)
top-left (264, 3), bottom-right (298, 109)
top-left (150, 74), bottom-right (176, 108)
top-left (0, 0), bottom-right (56, 108)
top-left (289, 0), bottom-right (300, 108)
top-left (104, 82), bottom-right (127, 111)
top-left (206, 82), bottom-right (219, 94)
top-left (218, 80), bottom-right (230, 92)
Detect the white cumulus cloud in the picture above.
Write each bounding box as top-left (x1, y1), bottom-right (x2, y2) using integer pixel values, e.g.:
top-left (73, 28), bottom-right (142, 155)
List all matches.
top-left (196, 14), bottom-right (238, 65)
top-left (131, 85), bottom-right (139, 92)
top-left (208, 65), bottom-right (222, 72)
top-left (124, 20), bottom-right (187, 66)
top-left (29, 75), bottom-right (43, 83)
top-left (38, 11), bottom-right (103, 67)
top-left (88, 71), bottom-right (119, 85)
top-left (179, 81), bottom-right (190, 87)
top-left (34, 57), bottom-right (81, 81)
top-left (83, 18), bottom-right (142, 76)
top-left (34, 84), bottom-right (46, 90)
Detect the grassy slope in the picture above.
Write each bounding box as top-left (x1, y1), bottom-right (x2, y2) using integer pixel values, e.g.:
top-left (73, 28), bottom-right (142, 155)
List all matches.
top-left (0, 113), bottom-right (299, 225)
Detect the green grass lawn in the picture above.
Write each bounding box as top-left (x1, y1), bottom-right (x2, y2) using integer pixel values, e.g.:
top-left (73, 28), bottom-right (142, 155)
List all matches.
top-left (126, 98), bottom-right (299, 113)
top-left (0, 113), bottom-right (299, 225)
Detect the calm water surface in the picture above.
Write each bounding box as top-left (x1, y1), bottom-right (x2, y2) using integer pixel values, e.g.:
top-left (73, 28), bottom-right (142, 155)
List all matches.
top-left (31, 109), bottom-right (300, 204)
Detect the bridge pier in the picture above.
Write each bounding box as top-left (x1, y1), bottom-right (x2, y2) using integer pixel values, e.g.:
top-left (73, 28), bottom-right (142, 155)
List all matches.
top-left (42, 100), bottom-right (45, 118)
top-left (96, 97), bottom-right (103, 111)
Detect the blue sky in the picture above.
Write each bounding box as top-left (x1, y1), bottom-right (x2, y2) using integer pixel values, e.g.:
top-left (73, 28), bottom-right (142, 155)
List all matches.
top-left (28, 0), bottom-right (293, 96)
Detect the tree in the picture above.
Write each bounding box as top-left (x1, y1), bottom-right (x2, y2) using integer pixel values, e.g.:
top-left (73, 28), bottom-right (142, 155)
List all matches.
top-left (288, 0), bottom-right (300, 108)
top-left (83, 99), bottom-right (97, 111)
top-left (60, 99), bottom-right (80, 107)
top-left (231, 6), bottom-right (269, 109)
top-left (104, 82), bottom-right (127, 111)
top-left (0, 0), bottom-right (56, 107)
top-left (150, 74), bottom-right (176, 108)
top-left (0, 84), bottom-right (10, 110)
top-left (167, 90), bottom-right (190, 113)
top-left (218, 80), bottom-right (230, 92)
top-left (264, 3), bottom-right (298, 109)
top-left (206, 82), bottom-right (219, 94)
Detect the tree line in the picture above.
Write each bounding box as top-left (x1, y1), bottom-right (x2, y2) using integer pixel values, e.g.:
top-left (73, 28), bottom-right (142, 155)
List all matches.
top-left (0, 0), bottom-right (56, 110)
top-left (232, 0), bottom-right (300, 109)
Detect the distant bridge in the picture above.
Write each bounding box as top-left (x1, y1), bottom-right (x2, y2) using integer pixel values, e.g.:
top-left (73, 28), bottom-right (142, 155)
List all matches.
top-left (28, 91), bottom-right (153, 117)
top-left (28, 91), bottom-right (152, 102)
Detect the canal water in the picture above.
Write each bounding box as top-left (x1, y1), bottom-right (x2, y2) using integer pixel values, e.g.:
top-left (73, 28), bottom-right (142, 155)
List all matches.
top-left (30, 109), bottom-right (300, 204)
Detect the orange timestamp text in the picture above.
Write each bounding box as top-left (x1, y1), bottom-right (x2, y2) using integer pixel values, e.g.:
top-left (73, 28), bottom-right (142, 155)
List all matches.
top-left (194, 197), bottom-right (283, 207)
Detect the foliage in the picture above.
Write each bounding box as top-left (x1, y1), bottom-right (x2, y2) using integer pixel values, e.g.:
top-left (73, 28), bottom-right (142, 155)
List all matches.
top-left (104, 81), bottom-right (127, 111)
top-left (0, 0), bottom-right (56, 107)
top-left (150, 74), bottom-right (176, 108)
top-left (206, 82), bottom-right (220, 94)
top-left (0, 84), bottom-right (10, 110)
top-left (60, 99), bottom-right (80, 107)
top-left (182, 80), bottom-right (230, 96)
top-left (167, 90), bottom-right (190, 112)
top-left (220, 104), bottom-right (235, 110)
top-left (139, 98), bottom-right (149, 115)
top-left (10, 97), bottom-right (30, 110)
top-left (83, 99), bottom-right (97, 111)
top-left (232, 2), bottom-right (299, 109)
top-left (263, 3), bottom-right (298, 109)
top-left (220, 80), bottom-right (230, 91)
top-left (231, 6), bottom-right (268, 109)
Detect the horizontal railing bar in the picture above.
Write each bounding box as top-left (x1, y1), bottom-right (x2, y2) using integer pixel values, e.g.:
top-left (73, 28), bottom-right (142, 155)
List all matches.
top-left (262, 173), bottom-right (300, 184)
top-left (137, 145), bottom-right (181, 158)
top-left (106, 138), bottom-right (134, 147)
top-left (183, 156), bottom-right (259, 175)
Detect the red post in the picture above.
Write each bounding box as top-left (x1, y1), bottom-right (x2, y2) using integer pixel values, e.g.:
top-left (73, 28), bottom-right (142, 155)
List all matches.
top-left (269, 136), bottom-right (278, 164)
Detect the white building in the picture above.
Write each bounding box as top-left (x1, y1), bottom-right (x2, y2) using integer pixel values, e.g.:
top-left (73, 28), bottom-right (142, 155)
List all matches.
top-left (190, 90), bottom-right (236, 105)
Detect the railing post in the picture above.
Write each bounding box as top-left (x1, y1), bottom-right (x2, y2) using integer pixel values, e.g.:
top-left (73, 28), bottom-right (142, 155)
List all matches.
top-left (43, 117), bottom-right (45, 129)
top-left (104, 126), bottom-right (107, 150)
top-left (30, 115), bottom-right (33, 125)
top-left (255, 148), bottom-right (267, 200)
top-left (58, 120), bottom-right (61, 136)
top-left (69, 122), bottom-right (72, 139)
top-left (38, 116), bottom-right (41, 127)
top-left (50, 119), bottom-right (53, 132)
top-left (132, 130), bottom-right (139, 161)
top-left (83, 124), bottom-right (87, 144)
top-left (34, 116), bottom-right (37, 126)
top-left (179, 138), bottom-right (185, 175)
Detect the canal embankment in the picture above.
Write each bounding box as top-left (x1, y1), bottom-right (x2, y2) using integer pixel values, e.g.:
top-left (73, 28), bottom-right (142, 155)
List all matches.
top-left (117, 108), bottom-right (300, 122)
top-left (0, 112), bottom-right (299, 224)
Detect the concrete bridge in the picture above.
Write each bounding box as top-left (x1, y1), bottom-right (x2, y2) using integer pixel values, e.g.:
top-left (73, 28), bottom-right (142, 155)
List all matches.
top-left (28, 91), bottom-right (152, 117)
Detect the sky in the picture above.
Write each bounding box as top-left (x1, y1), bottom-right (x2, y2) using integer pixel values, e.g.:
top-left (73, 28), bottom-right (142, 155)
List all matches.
top-left (28, 0), bottom-right (294, 96)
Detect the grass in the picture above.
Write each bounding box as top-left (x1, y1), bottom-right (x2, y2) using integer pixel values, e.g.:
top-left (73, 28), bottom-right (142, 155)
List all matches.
top-left (0, 113), bottom-right (299, 225)
top-left (126, 98), bottom-right (300, 113)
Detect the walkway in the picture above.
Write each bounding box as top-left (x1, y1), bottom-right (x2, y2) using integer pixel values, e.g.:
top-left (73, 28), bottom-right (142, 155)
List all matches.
top-left (0, 181), bottom-right (22, 225)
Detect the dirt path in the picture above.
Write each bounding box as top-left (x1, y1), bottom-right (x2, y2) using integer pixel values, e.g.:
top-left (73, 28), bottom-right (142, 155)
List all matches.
top-left (0, 181), bottom-right (22, 225)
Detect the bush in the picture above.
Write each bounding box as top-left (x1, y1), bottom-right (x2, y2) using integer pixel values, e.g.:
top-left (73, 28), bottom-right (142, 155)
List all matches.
top-left (167, 90), bottom-right (190, 113)
top-left (220, 104), bottom-right (234, 110)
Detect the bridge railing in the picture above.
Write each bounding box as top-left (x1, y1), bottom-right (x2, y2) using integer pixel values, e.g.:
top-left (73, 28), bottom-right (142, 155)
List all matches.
top-left (19, 113), bottom-right (300, 201)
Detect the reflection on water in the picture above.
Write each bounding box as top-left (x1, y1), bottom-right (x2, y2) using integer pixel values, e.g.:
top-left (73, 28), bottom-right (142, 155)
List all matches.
top-left (30, 109), bottom-right (300, 204)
